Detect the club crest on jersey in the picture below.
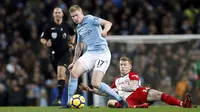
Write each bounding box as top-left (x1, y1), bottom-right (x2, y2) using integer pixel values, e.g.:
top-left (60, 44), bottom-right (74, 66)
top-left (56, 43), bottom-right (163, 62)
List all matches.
top-left (51, 32), bottom-right (57, 39)
top-left (63, 33), bottom-right (66, 38)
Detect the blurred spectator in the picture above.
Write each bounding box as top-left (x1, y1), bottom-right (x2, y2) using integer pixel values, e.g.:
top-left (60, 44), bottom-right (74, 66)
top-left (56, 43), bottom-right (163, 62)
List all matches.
top-left (176, 76), bottom-right (189, 100)
top-left (7, 79), bottom-right (26, 106)
top-left (0, 83), bottom-right (8, 106)
top-left (194, 55), bottom-right (200, 104)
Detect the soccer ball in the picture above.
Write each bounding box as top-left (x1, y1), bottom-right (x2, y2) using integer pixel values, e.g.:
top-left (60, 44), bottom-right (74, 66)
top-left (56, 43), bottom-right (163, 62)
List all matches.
top-left (70, 94), bottom-right (85, 109)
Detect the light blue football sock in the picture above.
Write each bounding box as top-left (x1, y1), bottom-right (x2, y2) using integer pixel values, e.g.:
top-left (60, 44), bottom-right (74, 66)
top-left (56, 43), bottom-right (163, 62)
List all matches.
top-left (67, 76), bottom-right (78, 104)
top-left (99, 82), bottom-right (122, 101)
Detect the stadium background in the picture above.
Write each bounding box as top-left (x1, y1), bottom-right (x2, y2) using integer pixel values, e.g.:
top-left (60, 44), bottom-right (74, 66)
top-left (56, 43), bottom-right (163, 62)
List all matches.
top-left (0, 0), bottom-right (200, 107)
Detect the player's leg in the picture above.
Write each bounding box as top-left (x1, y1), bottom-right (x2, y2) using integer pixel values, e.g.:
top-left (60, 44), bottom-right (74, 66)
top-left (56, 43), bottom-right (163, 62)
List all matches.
top-left (67, 52), bottom-right (93, 106)
top-left (91, 71), bottom-right (123, 101)
top-left (52, 65), bottom-right (66, 105)
top-left (53, 52), bottom-right (70, 105)
top-left (50, 58), bottom-right (62, 105)
top-left (147, 89), bottom-right (181, 106)
top-left (91, 52), bottom-right (128, 108)
top-left (126, 87), bottom-right (150, 108)
top-left (66, 61), bottom-right (85, 105)
top-left (147, 89), bottom-right (192, 108)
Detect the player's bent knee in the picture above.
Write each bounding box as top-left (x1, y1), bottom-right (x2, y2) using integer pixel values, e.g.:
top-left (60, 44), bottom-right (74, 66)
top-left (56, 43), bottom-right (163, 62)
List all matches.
top-left (156, 91), bottom-right (163, 100)
top-left (150, 89), bottom-right (163, 100)
top-left (71, 70), bottom-right (80, 78)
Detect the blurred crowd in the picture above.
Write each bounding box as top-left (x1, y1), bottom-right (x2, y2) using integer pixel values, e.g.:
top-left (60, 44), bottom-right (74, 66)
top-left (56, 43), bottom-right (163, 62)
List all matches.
top-left (0, 0), bottom-right (200, 106)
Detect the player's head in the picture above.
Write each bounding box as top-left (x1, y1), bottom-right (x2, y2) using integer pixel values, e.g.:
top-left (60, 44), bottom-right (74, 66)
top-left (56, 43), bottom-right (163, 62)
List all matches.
top-left (119, 56), bottom-right (132, 76)
top-left (53, 7), bottom-right (64, 20)
top-left (69, 5), bottom-right (84, 24)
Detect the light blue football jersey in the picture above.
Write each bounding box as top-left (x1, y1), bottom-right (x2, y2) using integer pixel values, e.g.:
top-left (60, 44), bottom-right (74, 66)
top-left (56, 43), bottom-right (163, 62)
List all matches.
top-left (77, 15), bottom-right (110, 54)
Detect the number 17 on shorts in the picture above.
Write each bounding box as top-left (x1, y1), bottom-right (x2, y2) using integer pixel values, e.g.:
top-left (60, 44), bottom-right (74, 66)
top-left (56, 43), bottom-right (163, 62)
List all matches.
top-left (94, 59), bottom-right (110, 74)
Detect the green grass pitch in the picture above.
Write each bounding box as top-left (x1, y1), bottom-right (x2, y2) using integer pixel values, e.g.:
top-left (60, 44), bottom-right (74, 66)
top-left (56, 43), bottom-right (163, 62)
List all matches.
top-left (0, 106), bottom-right (199, 112)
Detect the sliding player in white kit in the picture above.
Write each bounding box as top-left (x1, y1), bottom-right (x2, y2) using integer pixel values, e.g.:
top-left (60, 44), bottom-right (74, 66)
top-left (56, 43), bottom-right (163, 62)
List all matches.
top-left (65, 5), bottom-right (128, 108)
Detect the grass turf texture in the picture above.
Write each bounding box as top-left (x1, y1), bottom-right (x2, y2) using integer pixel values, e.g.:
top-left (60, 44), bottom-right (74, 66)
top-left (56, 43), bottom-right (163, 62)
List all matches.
top-left (0, 106), bottom-right (199, 112)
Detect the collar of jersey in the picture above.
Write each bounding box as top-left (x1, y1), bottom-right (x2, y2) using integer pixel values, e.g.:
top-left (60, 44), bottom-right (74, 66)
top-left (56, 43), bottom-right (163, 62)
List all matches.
top-left (80, 16), bottom-right (87, 25)
top-left (120, 71), bottom-right (134, 78)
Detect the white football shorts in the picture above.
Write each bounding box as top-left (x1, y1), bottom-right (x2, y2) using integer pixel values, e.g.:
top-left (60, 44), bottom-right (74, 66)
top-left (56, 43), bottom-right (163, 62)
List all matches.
top-left (77, 51), bottom-right (111, 74)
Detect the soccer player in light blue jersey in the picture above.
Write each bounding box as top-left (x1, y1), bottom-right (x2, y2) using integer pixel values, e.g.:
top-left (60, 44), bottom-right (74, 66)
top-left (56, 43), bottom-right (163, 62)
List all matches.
top-left (65, 5), bottom-right (128, 108)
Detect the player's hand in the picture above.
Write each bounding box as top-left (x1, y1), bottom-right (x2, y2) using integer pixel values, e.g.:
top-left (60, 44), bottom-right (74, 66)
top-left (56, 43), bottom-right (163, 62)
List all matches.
top-left (46, 39), bottom-right (52, 47)
top-left (101, 30), bottom-right (108, 37)
top-left (79, 83), bottom-right (90, 92)
top-left (113, 88), bottom-right (119, 92)
top-left (68, 63), bottom-right (74, 70)
top-left (113, 87), bottom-right (122, 92)
top-left (69, 44), bottom-right (75, 50)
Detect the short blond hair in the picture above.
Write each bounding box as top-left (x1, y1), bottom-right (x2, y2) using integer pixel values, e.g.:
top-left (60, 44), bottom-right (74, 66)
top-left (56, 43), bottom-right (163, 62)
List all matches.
top-left (120, 56), bottom-right (132, 65)
top-left (69, 5), bottom-right (82, 13)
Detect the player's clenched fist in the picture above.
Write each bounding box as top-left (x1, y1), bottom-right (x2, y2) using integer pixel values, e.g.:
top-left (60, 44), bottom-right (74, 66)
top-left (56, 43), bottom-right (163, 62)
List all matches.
top-left (101, 30), bottom-right (108, 37)
top-left (46, 39), bottom-right (52, 47)
top-left (68, 63), bottom-right (74, 70)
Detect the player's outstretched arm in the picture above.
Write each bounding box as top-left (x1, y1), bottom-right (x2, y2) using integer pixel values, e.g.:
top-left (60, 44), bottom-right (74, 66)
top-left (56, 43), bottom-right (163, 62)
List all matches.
top-left (79, 83), bottom-right (107, 96)
top-left (123, 80), bottom-right (139, 92)
top-left (116, 80), bottom-right (139, 92)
